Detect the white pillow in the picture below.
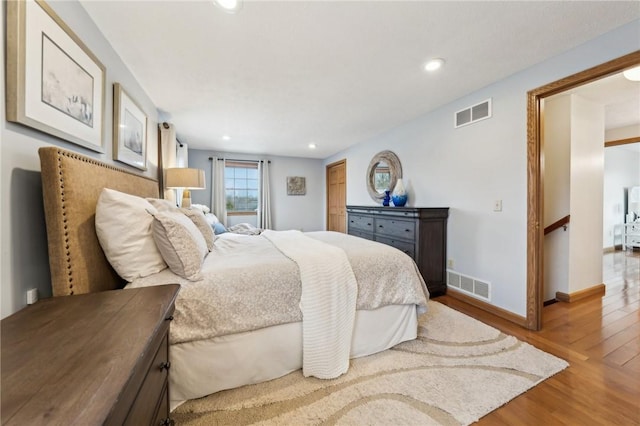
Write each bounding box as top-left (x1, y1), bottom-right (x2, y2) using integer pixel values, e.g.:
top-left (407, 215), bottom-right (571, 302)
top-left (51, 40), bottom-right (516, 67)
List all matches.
top-left (151, 211), bottom-right (208, 280)
top-left (181, 208), bottom-right (216, 251)
top-left (95, 188), bottom-right (167, 281)
top-left (146, 197), bottom-right (179, 212)
top-left (190, 203), bottom-right (210, 214)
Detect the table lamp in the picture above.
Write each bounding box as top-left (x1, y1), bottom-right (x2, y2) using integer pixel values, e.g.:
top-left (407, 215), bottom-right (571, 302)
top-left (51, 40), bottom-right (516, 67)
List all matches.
top-left (165, 168), bottom-right (206, 208)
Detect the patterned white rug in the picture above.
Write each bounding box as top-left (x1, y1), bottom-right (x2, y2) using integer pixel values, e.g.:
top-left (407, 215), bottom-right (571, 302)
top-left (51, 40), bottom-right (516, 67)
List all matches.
top-left (173, 301), bottom-right (568, 425)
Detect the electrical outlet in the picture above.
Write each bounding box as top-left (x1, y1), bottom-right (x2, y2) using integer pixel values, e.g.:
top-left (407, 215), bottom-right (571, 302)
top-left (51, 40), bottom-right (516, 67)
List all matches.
top-left (447, 259), bottom-right (454, 269)
top-left (493, 200), bottom-right (502, 212)
top-left (27, 288), bottom-right (38, 305)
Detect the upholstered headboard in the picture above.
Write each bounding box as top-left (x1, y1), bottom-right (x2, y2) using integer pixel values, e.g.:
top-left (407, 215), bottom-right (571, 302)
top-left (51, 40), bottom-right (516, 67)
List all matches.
top-left (39, 147), bottom-right (160, 297)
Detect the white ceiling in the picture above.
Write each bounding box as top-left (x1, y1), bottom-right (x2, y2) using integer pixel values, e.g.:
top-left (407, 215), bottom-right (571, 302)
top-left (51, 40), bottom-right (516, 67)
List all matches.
top-left (80, 1), bottom-right (640, 159)
top-left (553, 71), bottom-right (640, 130)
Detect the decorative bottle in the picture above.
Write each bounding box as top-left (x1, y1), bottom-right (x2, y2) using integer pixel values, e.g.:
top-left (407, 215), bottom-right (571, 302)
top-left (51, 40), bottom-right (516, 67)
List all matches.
top-left (382, 190), bottom-right (390, 206)
top-left (391, 178), bottom-right (408, 207)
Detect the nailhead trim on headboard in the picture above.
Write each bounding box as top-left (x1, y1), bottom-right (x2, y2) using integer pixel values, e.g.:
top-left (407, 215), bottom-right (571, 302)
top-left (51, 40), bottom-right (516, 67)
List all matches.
top-left (56, 155), bottom-right (74, 294)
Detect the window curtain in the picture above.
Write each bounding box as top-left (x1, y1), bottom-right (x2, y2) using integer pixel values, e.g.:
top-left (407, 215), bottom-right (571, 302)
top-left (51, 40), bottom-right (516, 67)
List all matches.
top-left (158, 123), bottom-right (177, 202)
top-left (258, 160), bottom-right (272, 229)
top-left (213, 158), bottom-right (227, 226)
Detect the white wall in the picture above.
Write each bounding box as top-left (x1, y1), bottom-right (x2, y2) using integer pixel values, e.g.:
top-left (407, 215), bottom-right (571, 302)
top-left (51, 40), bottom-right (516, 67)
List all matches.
top-left (188, 149), bottom-right (325, 232)
top-left (568, 95), bottom-right (604, 294)
top-left (542, 95), bottom-right (571, 301)
top-left (1, 1), bottom-right (160, 318)
top-left (604, 145), bottom-right (640, 248)
top-left (324, 20), bottom-right (640, 317)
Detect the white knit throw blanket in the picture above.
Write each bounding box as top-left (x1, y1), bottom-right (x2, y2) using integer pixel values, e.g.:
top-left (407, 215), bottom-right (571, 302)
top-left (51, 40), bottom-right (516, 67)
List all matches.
top-left (262, 230), bottom-right (357, 379)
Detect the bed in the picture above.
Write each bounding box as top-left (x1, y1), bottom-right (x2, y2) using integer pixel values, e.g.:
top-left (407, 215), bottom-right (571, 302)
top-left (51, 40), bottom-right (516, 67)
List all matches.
top-left (38, 147), bottom-right (430, 410)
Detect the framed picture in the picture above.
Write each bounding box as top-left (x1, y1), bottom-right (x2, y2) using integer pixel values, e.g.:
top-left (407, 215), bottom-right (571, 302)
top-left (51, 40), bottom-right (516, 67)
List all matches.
top-left (6, 0), bottom-right (106, 152)
top-left (287, 176), bottom-right (306, 195)
top-left (113, 83), bottom-right (148, 170)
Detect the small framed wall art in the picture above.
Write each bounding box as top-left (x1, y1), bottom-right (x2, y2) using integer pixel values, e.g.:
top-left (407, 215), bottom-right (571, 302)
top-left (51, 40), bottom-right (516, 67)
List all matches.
top-left (287, 176), bottom-right (306, 195)
top-left (6, 0), bottom-right (106, 152)
top-left (113, 83), bottom-right (148, 170)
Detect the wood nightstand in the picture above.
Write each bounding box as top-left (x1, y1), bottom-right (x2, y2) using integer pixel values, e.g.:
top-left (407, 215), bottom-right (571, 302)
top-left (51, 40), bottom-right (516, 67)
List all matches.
top-left (1, 284), bottom-right (180, 425)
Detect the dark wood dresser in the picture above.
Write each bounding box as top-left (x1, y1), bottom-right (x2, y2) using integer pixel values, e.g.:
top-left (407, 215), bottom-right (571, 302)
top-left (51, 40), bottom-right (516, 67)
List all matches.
top-left (1, 284), bottom-right (180, 426)
top-left (346, 205), bottom-right (449, 296)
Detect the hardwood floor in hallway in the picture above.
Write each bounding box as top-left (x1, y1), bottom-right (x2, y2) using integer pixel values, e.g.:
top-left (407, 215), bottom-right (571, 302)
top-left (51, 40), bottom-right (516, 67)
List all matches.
top-left (434, 250), bottom-right (640, 425)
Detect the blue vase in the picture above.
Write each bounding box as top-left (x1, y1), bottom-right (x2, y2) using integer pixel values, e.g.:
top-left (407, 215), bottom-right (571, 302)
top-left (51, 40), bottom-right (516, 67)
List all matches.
top-left (382, 190), bottom-right (390, 206)
top-left (392, 194), bottom-right (408, 207)
top-left (392, 178), bottom-right (408, 207)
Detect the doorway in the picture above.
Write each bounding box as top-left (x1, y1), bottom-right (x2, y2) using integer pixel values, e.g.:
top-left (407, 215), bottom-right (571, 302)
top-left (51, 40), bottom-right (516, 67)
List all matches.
top-left (326, 159), bottom-right (347, 233)
top-left (526, 51), bottom-right (640, 330)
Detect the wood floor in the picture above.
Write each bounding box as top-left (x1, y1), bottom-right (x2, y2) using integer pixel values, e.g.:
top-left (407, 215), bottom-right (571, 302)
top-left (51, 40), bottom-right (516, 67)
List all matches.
top-left (435, 249), bottom-right (640, 425)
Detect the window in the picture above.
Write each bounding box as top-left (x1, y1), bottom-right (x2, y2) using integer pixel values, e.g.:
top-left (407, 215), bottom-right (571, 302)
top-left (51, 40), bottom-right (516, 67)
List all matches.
top-left (225, 161), bottom-right (258, 215)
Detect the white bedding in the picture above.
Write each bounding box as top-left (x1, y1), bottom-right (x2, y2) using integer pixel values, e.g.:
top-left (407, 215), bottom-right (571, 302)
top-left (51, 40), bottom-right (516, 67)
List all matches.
top-left (127, 230), bottom-right (430, 410)
top-left (128, 231), bottom-right (429, 345)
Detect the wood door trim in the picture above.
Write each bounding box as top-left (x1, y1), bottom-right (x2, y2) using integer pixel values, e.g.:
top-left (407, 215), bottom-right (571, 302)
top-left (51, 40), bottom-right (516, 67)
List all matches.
top-left (326, 159), bottom-right (347, 231)
top-left (605, 136), bottom-right (640, 147)
top-left (526, 50), bottom-right (640, 330)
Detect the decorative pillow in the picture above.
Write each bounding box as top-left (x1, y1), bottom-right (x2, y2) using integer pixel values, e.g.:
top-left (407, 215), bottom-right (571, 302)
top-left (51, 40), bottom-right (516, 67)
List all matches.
top-left (146, 197), bottom-right (179, 212)
top-left (151, 211), bottom-right (208, 280)
top-left (190, 203), bottom-right (210, 214)
top-left (204, 213), bottom-right (219, 225)
top-left (181, 208), bottom-right (216, 250)
top-left (95, 188), bottom-right (167, 281)
top-left (227, 223), bottom-right (263, 235)
top-left (213, 222), bottom-right (228, 235)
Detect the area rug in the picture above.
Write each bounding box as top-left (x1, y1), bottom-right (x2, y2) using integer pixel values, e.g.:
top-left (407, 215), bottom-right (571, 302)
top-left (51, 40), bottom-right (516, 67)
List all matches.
top-left (172, 301), bottom-right (568, 425)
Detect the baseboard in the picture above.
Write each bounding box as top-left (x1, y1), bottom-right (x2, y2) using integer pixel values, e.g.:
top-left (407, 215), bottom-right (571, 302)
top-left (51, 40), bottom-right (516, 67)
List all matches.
top-left (556, 283), bottom-right (606, 303)
top-left (446, 287), bottom-right (527, 327)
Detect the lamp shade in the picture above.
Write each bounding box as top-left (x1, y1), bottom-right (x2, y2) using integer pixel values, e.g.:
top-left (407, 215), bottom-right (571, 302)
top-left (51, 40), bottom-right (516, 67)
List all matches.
top-left (165, 168), bottom-right (206, 189)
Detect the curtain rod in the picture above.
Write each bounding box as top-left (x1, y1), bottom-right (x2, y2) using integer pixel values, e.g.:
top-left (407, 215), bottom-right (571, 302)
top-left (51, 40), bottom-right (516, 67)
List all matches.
top-left (208, 157), bottom-right (271, 164)
top-left (160, 122), bottom-right (184, 147)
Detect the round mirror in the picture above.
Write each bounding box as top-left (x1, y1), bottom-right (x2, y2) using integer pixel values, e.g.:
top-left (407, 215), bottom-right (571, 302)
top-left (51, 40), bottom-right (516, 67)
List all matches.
top-left (366, 150), bottom-right (402, 202)
top-left (373, 161), bottom-right (390, 193)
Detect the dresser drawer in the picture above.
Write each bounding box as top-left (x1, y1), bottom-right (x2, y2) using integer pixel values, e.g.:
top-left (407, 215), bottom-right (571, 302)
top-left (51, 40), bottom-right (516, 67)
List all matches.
top-left (349, 229), bottom-right (374, 240)
top-left (124, 333), bottom-right (169, 425)
top-left (375, 235), bottom-right (415, 258)
top-left (349, 214), bottom-right (374, 232)
top-left (153, 383), bottom-right (170, 426)
top-left (375, 218), bottom-right (415, 240)
top-left (627, 236), bottom-right (640, 247)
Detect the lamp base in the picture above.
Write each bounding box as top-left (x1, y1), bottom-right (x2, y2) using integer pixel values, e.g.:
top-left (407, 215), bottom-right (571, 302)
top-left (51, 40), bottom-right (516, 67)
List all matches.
top-left (181, 189), bottom-right (192, 208)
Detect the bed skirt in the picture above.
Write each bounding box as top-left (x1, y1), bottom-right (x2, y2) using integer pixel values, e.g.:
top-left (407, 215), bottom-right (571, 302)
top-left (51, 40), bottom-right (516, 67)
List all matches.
top-left (169, 304), bottom-right (418, 410)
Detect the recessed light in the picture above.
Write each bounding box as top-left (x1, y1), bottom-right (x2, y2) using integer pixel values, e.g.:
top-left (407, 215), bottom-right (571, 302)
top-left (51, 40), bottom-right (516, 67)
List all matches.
top-left (222, 134), bottom-right (231, 141)
top-left (213, 0), bottom-right (242, 13)
top-left (623, 66), bottom-right (640, 82)
top-left (308, 143), bottom-right (317, 149)
top-left (424, 58), bottom-right (445, 72)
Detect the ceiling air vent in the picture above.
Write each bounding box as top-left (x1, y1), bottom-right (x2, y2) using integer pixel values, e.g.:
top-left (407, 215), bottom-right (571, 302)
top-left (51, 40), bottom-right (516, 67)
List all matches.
top-left (454, 98), bottom-right (492, 128)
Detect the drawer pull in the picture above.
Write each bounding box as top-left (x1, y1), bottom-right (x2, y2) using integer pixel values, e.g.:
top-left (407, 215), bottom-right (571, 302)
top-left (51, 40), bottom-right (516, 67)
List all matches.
top-left (405, 229), bottom-right (411, 232)
top-left (367, 223), bottom-right (371, 226)
top-left (159, 361), bottom-right (171, 371)
top-left (165, 315), bottom-right (174, 321)
top-left (159, 418), bottom-right (175, 426)
top-left (378, 225), bottom-right (383, 228)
